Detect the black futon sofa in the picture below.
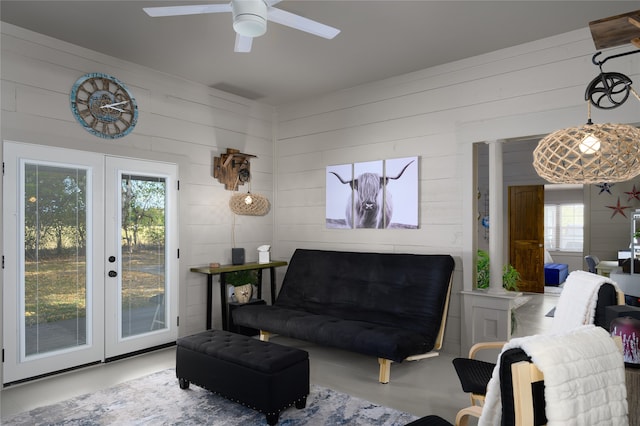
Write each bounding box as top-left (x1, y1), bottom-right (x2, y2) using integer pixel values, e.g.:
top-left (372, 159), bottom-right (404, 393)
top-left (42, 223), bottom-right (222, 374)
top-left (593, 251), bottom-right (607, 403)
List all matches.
top-left (232, 249), bottom-right (456, 383)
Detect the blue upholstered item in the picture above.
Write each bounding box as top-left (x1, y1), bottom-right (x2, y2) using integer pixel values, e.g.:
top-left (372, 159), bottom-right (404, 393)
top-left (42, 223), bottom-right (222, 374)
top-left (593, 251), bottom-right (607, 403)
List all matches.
top-left (232, 249), bottom-right (455, 363)
top-left (544, 263), bottom-right (569, 286)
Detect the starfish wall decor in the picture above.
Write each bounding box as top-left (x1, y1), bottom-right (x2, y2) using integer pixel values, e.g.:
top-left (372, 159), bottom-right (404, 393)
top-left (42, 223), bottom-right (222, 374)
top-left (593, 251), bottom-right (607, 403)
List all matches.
top-left (624, 185), bottom-right (640, 202)
top-left (606, 196), bottom-right (632, 218)
top-left (596, 182), bottom-right (615, 194)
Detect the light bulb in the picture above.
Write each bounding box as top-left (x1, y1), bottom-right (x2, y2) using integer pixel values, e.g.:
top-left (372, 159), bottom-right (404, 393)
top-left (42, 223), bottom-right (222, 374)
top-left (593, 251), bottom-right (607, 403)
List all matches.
top-left (232, 0), bottom-right (267, 37)
top-left (244, 194), bottom-right (253, 205)
top-left (579, 134), bottom-right (601, 155)
top-left (233, 16), bottom-right (266, 37)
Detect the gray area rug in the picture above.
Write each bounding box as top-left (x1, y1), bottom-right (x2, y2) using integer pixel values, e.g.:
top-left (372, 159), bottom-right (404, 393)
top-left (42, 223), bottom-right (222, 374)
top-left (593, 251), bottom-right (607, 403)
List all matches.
top-left (4, 369), bottom-right (419, 425)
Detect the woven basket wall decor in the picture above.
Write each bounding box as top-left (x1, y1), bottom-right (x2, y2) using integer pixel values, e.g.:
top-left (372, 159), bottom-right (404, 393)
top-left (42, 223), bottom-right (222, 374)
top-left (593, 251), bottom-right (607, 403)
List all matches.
top-left (229, 193), bottom-right (270, 216)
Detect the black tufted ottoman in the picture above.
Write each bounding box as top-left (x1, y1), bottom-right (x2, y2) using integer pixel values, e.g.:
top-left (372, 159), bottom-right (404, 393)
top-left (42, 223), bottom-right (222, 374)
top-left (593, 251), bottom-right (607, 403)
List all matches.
top-left (176, 330), bottom-right (309, 425)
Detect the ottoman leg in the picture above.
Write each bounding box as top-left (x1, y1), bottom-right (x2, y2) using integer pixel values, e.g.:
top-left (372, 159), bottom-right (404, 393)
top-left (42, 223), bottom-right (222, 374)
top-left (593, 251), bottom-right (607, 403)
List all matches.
top-left (266, 412), bottom-right (279, 425)
top-left (295, 396), bottom-right (307, 409)
top-left (179, 378), bottom-right (190, 389)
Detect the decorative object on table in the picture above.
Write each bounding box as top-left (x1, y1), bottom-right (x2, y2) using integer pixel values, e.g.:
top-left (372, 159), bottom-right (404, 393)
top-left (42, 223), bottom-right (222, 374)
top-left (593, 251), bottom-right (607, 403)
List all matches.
top-left (604, 305), bottom-right (640, 332)
top-left (610, 316), bottom-right (640, 366)
top-left (225, 269), bottom-right (258, 303)
top-left (143, 1), bottom-right (340, 54)
top-left (257, 245), bottom-right (271, 264)
top-left (70, 72), bottom-right (138, 139)
top-left (231, 247), bottom-right (245, 265)
top-left (532, 24), bottom-right (640, 184)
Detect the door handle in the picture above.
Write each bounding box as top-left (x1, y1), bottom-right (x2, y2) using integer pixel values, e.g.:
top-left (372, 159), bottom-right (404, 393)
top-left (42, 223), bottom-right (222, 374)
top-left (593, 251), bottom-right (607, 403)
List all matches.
top-left (108, 270), bottom-right (118, 278)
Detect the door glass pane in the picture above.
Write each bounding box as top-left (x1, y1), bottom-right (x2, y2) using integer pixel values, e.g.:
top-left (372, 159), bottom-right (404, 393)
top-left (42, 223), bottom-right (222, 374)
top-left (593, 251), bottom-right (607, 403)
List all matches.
top-left (24, 164), bottom-right (88, 356)
top-left (120, 174), bottom-right (166, 338)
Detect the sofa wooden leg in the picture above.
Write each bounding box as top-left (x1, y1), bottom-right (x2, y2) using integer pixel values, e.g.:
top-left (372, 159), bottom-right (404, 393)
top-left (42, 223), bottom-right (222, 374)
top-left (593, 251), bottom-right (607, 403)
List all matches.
top-left (378, 358), bottom-right (392, 384)
top-left (260, 330), bottom-right (271, 341)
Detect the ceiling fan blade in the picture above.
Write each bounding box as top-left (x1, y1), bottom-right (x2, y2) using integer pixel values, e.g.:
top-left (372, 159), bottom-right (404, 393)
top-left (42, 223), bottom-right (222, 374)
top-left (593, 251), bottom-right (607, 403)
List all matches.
top-left (267, 7), bottom-right (340, 39)
top-left (143, 4), bottom-right (231, 17)
top-left (235, 34), bottom-right (253, 52)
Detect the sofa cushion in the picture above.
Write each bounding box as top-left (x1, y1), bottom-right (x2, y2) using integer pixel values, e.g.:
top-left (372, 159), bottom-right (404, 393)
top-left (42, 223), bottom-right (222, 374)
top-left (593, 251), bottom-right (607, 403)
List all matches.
top-left (233, 305), bottom-right (430, 362)
top-left (275, 249), bottom-right (455, 337)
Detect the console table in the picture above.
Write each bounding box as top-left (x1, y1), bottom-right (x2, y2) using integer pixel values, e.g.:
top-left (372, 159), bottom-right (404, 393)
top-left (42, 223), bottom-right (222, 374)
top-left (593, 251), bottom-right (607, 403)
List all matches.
top-left (190, 260), bottom-right (288, 330)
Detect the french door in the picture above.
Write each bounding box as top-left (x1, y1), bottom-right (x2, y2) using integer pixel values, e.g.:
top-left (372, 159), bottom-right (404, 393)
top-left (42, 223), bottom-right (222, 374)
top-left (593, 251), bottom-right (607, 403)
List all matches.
top-left (104, 156), bottom-right (178, 358)
top-left (3, 142), bottom-right (178, 384)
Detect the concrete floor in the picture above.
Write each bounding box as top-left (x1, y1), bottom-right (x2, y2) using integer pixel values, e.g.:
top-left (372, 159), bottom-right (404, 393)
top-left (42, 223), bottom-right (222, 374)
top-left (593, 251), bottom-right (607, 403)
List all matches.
top-left (0, 291), bottom-right (557, 423)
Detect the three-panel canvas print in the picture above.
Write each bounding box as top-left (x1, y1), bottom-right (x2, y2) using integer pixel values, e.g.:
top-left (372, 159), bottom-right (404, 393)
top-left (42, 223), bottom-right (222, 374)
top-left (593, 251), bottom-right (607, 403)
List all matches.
top-left (326, 156), bottom-right (419, 229)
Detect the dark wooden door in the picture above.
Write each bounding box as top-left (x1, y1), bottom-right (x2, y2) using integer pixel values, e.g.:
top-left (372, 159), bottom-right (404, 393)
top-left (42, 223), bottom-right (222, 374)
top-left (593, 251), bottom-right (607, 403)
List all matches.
top-left (508, 185), bottom-right (544, 293)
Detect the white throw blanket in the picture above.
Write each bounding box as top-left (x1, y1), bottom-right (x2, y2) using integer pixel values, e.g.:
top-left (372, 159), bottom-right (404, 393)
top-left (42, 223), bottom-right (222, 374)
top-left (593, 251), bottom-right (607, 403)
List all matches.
top-left (478, 325), bottom-right (628, 426)
top-left (551, 270), bottom-right (620, 333)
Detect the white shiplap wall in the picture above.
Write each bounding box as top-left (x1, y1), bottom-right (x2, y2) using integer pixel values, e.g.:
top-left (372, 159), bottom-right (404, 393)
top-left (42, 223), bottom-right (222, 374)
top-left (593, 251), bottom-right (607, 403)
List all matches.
top-left (272, 28), bottom-right (639, 355)
top-left (0, 23), bottom-right (276, 340)
top-left (1, 22), bottom-right (638, 362)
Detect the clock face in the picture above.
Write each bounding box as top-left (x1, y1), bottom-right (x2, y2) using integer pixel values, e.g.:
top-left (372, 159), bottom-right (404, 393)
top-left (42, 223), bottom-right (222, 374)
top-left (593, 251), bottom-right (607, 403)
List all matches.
top-left (70, 72), bottom-right (138, 139)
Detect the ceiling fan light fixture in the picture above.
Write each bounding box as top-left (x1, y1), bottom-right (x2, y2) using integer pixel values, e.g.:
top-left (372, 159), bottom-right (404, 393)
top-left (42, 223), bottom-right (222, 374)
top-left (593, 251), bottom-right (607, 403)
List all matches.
top-left (232, 0), bottom-right (267, 38)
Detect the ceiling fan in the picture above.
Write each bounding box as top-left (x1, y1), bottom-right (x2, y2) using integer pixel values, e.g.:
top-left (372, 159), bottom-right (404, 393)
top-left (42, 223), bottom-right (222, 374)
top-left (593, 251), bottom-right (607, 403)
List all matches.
top-left (143, 0), bottom-right (340, 53)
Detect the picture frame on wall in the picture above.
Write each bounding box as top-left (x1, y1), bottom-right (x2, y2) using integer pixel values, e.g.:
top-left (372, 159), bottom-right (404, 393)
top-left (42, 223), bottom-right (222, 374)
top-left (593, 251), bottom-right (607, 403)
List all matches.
top-left (325, 156), bottom-right (418, 229)
top-left (326, 163), bottom-right (353, 228)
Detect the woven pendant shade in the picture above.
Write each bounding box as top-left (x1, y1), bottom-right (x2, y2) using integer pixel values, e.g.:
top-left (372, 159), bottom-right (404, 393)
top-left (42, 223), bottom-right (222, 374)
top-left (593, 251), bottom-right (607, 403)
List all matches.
top-left (533, 122), bottom-right (640, 184)
top-left (229, 192), bottom-right (270, 216)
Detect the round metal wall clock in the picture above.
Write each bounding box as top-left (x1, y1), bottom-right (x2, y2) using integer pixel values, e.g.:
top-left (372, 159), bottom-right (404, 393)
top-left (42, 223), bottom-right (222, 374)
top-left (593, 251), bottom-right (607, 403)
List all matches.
top-left (70, 72), bottom-right (138, 139)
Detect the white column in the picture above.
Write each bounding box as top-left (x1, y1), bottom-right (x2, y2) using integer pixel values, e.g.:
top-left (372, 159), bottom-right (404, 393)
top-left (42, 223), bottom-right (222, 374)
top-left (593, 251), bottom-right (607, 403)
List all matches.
top-left (488, 140), bottom-right (506, 294)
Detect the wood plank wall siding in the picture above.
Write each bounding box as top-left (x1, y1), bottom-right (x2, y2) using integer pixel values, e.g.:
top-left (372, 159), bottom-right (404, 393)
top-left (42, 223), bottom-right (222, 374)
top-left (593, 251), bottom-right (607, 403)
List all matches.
top-left (2, 22), bottom-right (639, 357)
top-left (1, 23), bottom-right (276, 338)
top-left (272, 28), bottom-right (638, 355)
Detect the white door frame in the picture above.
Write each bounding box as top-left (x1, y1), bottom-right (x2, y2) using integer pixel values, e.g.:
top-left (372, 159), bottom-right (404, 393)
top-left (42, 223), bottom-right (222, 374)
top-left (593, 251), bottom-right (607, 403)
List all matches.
top-left (3, 141), bottom-right (179, 384)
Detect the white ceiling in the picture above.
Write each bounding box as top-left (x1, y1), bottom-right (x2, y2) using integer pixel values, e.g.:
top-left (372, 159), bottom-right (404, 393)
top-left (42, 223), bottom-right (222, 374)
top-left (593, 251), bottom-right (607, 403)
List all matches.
top-left (1, 1), bottom-right (637, 106)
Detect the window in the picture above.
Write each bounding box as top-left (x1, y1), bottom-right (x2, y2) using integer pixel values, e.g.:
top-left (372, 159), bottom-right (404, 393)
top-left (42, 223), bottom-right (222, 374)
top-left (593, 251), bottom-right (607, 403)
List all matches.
top-left (544, 203), bottom-right (584, 251)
